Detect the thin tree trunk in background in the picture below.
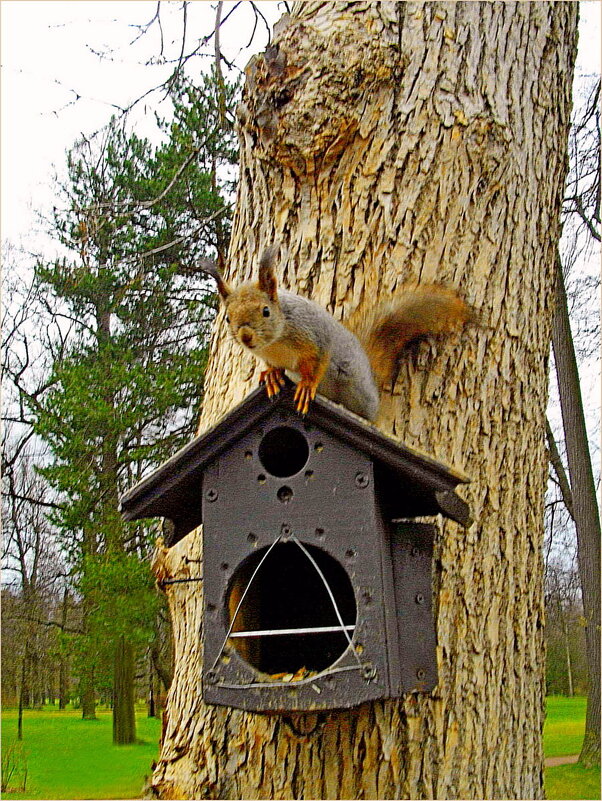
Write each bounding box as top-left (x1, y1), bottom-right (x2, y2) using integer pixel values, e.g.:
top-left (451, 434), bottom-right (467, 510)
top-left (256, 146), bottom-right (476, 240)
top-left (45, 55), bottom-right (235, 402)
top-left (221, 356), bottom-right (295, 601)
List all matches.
top-left (148, 652), bottom-right (156, 718)
top-left (80, 659), bottom-right (97, 720)
top-left (150, 3), bottom-right (578, 798)
top-left (563, 618), bottom-right (574, 698)
top-left (97, 301), bottom-right (138, 746)
top-left (58, 660), bottom-right (68, 710)
top-left (551, 253), bottom-right (601, 767)
top-left (113, 635), bottom-right (136, 745)
top-left (80, 594), bottom-right (97, 721)
top-left (17, 654), bottom-right (26, 740)
top-left (546, 418), bottom-right (575, 519)
top-left (58, 588), bottom-right (70, 709)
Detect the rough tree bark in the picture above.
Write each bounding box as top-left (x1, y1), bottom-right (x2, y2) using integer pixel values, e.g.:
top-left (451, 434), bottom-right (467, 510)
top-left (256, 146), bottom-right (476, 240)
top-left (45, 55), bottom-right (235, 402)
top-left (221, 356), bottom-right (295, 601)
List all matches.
top-left (149, 3), bottom-right (577, 798)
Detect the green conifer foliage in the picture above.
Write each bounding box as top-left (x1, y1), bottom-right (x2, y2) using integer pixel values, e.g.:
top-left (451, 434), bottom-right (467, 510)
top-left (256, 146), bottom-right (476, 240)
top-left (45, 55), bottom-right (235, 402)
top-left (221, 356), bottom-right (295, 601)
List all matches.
top-left (32, 74), bottom-right (238, 741)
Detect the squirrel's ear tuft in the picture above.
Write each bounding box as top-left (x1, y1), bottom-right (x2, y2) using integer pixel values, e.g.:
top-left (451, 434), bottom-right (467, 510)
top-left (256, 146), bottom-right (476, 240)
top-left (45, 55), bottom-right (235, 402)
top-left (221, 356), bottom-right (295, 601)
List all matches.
top-left (257, 246), bottom-right (279, 302)
top-left (198, 258), bottom-right (231, 300)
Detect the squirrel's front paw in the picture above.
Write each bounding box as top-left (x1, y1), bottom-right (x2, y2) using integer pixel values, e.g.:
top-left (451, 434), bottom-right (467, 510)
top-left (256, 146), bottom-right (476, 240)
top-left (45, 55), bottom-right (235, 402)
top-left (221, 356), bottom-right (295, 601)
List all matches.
top-left (259, 367), bottom-right (286, 399)
top-left (293, 379), bottom-right (317, 416)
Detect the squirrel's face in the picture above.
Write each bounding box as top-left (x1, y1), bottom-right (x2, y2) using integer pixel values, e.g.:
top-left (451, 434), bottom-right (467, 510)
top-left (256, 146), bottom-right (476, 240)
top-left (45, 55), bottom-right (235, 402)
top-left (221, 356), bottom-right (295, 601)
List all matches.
top-left (224, 284), bottom-right (285, 351)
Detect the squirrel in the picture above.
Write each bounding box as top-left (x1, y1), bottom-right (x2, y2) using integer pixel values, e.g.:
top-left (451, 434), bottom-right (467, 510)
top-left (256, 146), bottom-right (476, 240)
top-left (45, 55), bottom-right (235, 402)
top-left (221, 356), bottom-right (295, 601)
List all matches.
top-left (199, 246), bottom-right (474, 422)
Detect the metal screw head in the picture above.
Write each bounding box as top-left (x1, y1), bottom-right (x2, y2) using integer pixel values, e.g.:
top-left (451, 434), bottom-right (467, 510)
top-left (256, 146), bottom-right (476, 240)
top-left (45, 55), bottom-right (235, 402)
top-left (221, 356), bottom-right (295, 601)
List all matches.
top-left (415, 593), bottom-right (425, 605)
top-left (355, 472), bottom-right (370, 488)
top-left (416, 668), bottom-right (426, 680)
top-left (361, 664), bottom-right (377, 681)
top-left (206, 488), bottom-right (219, 502)
top-left (277, 486), bottom-right (293, 503)
top-left (411, 546), bottom-right (420, 557)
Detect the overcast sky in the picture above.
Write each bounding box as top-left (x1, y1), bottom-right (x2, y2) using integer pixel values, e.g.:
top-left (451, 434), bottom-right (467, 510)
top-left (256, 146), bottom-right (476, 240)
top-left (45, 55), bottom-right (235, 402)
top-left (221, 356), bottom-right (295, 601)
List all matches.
top-left (1, 0), bottom-right (284, 248)
top-left (1, 1), bottom-right (600, 249)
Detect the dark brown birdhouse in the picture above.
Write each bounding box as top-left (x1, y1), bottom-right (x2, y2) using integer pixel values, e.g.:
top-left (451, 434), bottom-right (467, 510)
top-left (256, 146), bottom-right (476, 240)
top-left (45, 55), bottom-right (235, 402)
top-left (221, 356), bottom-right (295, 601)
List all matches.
top-left (120, 385), bottom-right (471, 712)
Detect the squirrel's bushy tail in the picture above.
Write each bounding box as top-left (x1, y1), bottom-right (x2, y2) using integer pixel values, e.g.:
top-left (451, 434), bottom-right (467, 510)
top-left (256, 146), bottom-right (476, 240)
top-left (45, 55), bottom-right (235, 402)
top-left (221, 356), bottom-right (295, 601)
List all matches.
top-left (352, 284), bottom-right (475, 386)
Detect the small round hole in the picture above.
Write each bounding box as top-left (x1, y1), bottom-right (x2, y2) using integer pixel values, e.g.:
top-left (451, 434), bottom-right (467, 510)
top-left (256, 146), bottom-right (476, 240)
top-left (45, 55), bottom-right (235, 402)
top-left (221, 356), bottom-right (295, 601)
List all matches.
top-left (247, 532), bottom-right (257, 544)
top-left (258, 426), bottom-right (310, 477)
top-left (244, 450), bottom-right (253, 460)
top-left (314, 442), bottom-right (324, 453)
top-left (257, 474), bottom-right (267, 484)
top-left (315, 528), bottom-right (325, 538)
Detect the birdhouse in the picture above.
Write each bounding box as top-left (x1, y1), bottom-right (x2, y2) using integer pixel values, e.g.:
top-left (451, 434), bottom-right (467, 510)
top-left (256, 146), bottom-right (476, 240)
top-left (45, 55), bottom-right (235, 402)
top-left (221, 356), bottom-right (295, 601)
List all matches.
top-left (120, 385), bottom-right (471, 712)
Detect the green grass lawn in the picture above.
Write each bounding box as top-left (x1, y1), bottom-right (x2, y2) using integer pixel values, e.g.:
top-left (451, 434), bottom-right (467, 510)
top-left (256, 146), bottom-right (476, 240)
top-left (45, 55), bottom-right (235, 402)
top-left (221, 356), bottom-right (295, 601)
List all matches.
top-left (545, 762), bottom-right (602, 801)
top-left (544, 695), bottom-right (588, 758)
top-left (544, 696), bottom-right (601, 801)
top-left (1, 705), bottom-right (161, 800)
top-left (1, 697), bottom-right (600, 800)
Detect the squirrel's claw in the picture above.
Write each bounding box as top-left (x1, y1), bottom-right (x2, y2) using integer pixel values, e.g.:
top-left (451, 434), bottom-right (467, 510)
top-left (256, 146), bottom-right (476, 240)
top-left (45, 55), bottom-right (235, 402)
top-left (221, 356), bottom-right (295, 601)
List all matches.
top-left (260, 367), bottom-right (286, 399)
top-left (294, 380), bottom-right (317, 416)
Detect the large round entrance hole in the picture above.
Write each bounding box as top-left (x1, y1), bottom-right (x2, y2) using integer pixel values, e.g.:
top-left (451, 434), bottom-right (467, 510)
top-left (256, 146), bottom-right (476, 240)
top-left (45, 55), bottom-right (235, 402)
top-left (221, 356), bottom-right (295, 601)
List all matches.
top-left (226, 542), bottom-right (357, 676)
top-left (258, 426), bottom-right (309, 478)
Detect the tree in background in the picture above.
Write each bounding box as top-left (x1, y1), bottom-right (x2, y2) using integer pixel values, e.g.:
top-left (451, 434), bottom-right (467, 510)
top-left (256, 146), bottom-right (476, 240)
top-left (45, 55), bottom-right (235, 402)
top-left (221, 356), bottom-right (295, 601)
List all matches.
top-left (6, 73), bottom-right (237, 743)
top-left (1, 435), bottom-right (67, 737)
top-left (544, 556), bottom-right (587, 697)
top-left (547, 75), bottom-right (601, 767)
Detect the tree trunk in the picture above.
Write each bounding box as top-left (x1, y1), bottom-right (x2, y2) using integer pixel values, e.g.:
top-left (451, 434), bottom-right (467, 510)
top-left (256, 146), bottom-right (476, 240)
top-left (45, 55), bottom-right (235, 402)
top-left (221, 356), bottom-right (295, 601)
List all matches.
top-left (58, 588), bottom-right (70, 710)
top-left (80, 595), bottom-right (97, 720)
top-left (551, 254), bottom-right (601, 767)
top-left (58, 659), bottom-right (68, 710)
top-left (17, 654), bottom-right (26, 741)
top-left (148, 651), bottom-right (156, 718)
top-left (80, 658), bottom-right (97, 720)
top-left (96, 300), bottom-right (139, 744)
top-left (150, 3), bottom-right (577, 798)
top-left (563, 618), bottom-right (574, 698)
top-left (113, 635), bottom-right (136, 745)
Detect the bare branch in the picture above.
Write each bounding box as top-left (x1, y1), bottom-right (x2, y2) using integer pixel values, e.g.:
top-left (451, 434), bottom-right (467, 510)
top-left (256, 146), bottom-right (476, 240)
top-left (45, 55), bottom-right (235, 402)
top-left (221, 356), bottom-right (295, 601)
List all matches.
top-left (546, 419), bottom-right (575, 520)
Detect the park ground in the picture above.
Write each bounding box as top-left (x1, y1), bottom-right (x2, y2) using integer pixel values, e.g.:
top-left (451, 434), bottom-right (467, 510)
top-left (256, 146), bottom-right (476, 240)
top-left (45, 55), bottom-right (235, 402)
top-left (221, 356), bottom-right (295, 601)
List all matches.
top-left (1, 696), bottom-right (600, 799)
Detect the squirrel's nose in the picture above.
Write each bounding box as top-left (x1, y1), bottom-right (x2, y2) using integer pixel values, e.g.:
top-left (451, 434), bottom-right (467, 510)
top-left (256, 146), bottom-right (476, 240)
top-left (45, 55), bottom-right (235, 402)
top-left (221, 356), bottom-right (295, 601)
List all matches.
top-left (239, 328), bottom-right (255, 347)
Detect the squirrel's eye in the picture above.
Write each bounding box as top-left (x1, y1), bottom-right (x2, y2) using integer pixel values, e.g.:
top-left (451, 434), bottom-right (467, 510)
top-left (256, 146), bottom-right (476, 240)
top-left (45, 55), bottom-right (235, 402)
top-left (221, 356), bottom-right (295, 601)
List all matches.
top-left (262, 306), bottom-right (270, 318)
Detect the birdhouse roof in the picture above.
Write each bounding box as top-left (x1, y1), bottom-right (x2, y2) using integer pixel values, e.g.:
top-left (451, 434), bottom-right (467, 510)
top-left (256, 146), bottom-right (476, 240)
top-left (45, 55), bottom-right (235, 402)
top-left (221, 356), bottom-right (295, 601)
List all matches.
top-left (120, 385), bottom-right (471, 545)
